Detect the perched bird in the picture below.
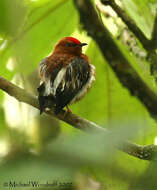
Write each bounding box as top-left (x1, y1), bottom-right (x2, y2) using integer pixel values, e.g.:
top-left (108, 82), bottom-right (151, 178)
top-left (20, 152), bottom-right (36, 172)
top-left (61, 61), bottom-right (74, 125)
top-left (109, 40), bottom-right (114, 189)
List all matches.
top-left (37, 37), bottom-right (95, 115)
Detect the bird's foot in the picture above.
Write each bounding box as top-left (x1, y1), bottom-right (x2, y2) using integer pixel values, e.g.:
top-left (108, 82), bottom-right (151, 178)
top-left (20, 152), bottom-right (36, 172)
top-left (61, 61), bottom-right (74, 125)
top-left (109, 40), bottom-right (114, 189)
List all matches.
top-left (66, 106), bottom-right (72, 113)
top-left (62, 107), bottom-right (72, 117)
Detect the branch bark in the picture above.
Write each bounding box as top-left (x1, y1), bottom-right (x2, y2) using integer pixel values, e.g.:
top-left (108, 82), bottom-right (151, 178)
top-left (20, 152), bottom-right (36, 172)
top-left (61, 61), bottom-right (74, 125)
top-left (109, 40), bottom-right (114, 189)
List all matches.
top-left (101, 0), bottom-right (157, 51)
top-left (73, 0), bottom-right (157, 120)
top-left (101, 0), bottom-right (151, 51)
top-left (150, 13), bottom-right (157, 50)
top-left (1, 75), bottom-right (157, 161)
top-left (100, 0), bottom-right (157, 80)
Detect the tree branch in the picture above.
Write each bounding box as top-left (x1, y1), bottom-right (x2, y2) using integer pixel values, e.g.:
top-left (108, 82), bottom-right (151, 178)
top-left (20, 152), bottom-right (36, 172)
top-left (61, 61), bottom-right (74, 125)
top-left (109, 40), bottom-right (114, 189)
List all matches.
top-left (101, 0), bottom-right (151, 51)
top-left (73, 0), bottom-right (157, 120)
top-left (101, 0), bottom-right (157, 52)
top-left (150, 12), bottom-right (157, 50)
top-left (100, 1), bottom-right (157, 81)
top-left (148, 12), bottom-right (157, 78)
top-left (0, 75), bottom-right (157, 161)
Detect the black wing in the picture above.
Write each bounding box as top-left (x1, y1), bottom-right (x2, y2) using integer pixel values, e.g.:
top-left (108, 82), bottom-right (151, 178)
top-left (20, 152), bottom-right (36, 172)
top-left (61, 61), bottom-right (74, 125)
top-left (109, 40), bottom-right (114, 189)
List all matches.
top-left (37, 59), bottom-right (63, 114)
top-left (54, 57), bottom-right (90, 114)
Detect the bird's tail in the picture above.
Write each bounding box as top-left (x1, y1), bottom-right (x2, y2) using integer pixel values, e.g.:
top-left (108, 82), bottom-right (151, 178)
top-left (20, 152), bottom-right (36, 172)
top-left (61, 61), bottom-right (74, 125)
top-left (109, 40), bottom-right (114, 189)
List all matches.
top-left (37, 83), bottom-right (55, 114)
top-left (54, 106), bottom-right (63, 115)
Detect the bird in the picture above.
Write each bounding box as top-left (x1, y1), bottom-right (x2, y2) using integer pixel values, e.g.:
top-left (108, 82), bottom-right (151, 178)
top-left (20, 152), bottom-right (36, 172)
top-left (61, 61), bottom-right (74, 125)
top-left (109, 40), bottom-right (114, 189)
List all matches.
top-left (37, 37), bottom-right (95, 115)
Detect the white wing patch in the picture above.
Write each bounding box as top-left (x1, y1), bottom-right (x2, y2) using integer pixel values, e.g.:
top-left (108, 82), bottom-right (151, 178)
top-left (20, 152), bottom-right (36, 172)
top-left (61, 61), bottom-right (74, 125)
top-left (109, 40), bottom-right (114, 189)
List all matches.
top-left (44, 68), bottom-right (66, 96)
top-left (42, 62), bottom-right (95, 104)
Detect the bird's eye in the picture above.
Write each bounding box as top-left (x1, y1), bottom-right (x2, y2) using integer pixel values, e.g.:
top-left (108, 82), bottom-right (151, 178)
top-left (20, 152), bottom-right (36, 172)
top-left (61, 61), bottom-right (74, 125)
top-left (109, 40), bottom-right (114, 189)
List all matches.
top-left (66, 43), bottom-right (77, 47)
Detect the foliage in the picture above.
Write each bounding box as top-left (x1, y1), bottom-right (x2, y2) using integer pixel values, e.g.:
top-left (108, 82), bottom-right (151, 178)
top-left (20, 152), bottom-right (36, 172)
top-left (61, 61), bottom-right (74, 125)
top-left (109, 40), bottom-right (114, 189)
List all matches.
top-left (0, 0), bottom-right (157, 189)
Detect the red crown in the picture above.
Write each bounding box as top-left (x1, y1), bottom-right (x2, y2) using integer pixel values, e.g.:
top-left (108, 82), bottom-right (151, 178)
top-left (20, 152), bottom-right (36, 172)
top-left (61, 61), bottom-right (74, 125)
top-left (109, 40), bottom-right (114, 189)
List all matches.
top-left (66, 37), bottom-right (81, 44)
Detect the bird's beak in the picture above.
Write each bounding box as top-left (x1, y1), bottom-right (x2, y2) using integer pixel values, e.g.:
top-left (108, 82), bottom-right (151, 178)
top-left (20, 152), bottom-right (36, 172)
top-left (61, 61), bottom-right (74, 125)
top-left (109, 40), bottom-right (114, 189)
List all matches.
top-left (79, 43), bottom-right (87, 47)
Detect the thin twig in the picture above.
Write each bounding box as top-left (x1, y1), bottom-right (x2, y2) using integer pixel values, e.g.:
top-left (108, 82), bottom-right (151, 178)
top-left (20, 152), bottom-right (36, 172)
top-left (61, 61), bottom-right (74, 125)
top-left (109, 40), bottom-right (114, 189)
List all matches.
top-left (101, 0), bottom-right (157, 51)
top-left (101, 0), bottom-right (151, 50)
top-left (0, 75), bottom-right (157, 160)
top-left (73, 0), bottom-right (157, 119)
top-left (98, 1), bottom-right (157, 81)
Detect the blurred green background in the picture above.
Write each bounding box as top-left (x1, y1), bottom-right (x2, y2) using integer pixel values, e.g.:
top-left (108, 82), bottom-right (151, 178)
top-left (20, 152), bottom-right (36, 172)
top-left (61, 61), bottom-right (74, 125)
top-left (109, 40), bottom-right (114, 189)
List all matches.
top-left (0, 0), bottom-right (157, 189)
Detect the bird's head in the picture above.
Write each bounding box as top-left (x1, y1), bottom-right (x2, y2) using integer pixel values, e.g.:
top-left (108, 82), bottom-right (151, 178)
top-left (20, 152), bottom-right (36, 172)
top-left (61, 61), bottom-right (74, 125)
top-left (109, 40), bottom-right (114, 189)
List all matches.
top-left (53, 37), bottom-right (87, 55)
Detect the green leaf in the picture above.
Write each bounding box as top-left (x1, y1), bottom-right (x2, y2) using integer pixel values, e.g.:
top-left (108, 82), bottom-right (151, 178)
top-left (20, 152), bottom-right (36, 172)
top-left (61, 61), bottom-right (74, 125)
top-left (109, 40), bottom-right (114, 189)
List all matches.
top-left (149, 0), bottom-right (157, 3)
top-left (0, 91), bottom-right (4, 105)
top-left (0, 154), bottom-right (74, 190)
top-left (70, 41), bottom-right (154, 129)
top-left (0, 107), bottom-right (8, 136)
top-left (0, 0), bottom-right (27, 37)
top-left (0, 0), bottom-right (78, 77)
top-left (122, 0), bottom-right (154, 38)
